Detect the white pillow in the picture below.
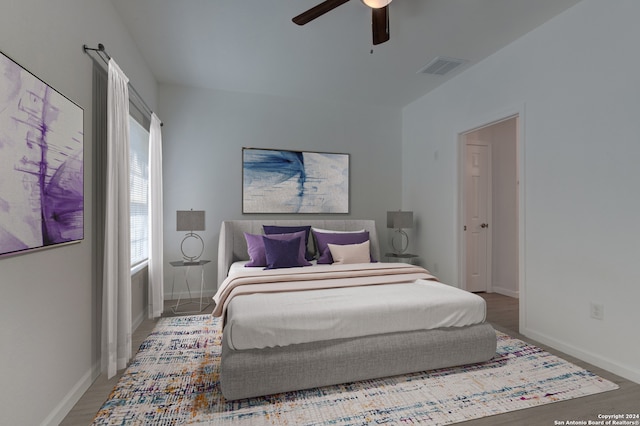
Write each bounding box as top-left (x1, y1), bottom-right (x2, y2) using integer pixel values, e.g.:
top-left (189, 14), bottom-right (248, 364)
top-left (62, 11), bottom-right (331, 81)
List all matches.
top-left (327, 240), bottom-right (371, 265)
top-left (312, 227), bottom-right (366, 234)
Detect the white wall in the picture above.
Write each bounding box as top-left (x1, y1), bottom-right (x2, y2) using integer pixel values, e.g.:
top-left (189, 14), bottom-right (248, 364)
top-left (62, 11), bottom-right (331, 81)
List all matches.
top-left (489, 118), bottom-right (519, 298)
top-left (0, 1), bottom-right (157, 425)
top-left (159, 83), bottom-right (403, 292)
top-left (403, 0), bottom-right (640, 383)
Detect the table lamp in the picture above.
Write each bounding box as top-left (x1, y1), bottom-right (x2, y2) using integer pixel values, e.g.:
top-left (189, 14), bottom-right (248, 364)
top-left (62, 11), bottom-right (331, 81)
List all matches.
top-left (387, 210), bottom-right (413, 254)
top-left (177, 209), bottom-right (205, 263)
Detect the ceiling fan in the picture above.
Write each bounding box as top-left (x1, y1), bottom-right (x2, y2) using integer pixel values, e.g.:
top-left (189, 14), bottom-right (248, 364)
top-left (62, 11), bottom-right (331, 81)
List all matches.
top-left (292, 0), bottom-right (391, 45)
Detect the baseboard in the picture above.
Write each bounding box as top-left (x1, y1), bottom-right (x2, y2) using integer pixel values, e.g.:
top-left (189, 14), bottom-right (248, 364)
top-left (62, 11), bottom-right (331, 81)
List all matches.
top-left (40, 361), bottom-right (101, 426)
top-left (132, 307), bottom-right (147, 331)
top-left (522, 326), bottom-right (640, 385)
top-left (491, 286), bottom-right (519, 299)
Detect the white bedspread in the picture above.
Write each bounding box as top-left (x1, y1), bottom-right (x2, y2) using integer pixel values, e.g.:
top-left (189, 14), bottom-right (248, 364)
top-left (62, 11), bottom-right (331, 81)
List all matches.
top-left (214, 262), bottom-right (437, 319)
top-left (225, 278), bottom-right (487, 350)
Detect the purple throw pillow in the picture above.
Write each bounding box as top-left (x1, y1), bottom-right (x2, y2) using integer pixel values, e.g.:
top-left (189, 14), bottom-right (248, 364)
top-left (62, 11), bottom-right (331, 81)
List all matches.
top-left (244, 232), bottom-right (267, 267)
top-left (263, 225), bottom-right (313, 260)
top-left (244, 231), bottom-right (311, 267)
top-left (263, 236), bottom-right (303, 269)
top-left (313, 230), bottom-right (371, 264)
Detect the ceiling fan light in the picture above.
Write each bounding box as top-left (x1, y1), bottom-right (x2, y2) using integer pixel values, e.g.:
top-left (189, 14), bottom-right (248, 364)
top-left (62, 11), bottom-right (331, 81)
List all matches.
top-left (361, 0), bottom-right (392, 9)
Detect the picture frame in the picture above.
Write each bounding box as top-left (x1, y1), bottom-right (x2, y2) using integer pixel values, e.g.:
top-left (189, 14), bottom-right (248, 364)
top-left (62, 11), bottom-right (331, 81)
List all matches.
top-left (0, 50), bottom-right (84, 258)
top-left (242, 148), bottom-right (349, 214)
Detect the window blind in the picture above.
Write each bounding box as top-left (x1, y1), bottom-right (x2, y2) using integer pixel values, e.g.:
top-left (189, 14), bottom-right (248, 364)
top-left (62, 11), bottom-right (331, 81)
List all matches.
top-left (129, 116), bottom-right (149, 267)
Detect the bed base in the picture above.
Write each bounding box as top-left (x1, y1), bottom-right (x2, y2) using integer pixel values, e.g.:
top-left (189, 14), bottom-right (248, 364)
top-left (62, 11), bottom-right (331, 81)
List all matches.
top-left (220, 322), bottom-right (497, 400)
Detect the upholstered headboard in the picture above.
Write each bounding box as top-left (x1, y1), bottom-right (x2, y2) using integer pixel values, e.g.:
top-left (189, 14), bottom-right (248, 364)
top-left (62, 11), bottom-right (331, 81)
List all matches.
top-left (217, 219), bottom-right (380, 286)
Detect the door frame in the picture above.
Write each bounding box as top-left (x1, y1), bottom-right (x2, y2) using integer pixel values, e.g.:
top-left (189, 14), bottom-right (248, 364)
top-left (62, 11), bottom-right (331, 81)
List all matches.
top-left (456, 104), bottom-right (526, 332)
top-left (463, 140), bottom-right (492, 293)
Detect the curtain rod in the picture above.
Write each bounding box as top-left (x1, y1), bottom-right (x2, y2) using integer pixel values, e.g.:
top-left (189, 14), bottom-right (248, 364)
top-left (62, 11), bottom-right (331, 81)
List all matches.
top-left (83, 43), bottom-right (163, 126)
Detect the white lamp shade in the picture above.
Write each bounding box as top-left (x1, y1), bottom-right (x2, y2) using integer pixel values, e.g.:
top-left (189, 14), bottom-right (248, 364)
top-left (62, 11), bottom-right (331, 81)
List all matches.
top-left (361, 0), bottom-right (392, 9)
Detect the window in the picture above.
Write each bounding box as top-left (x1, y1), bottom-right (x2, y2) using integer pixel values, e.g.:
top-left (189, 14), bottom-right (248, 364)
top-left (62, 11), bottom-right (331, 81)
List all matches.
top-left (129, 116), bottom-right (149, 267)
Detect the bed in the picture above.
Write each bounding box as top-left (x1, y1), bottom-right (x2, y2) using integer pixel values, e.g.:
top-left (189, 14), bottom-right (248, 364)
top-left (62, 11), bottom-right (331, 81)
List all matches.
top-left (214, 219), bottom-right (497, 400)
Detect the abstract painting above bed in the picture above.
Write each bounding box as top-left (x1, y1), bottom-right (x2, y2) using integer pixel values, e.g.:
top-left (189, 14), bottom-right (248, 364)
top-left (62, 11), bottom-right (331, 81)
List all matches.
top-left (242, 148), bottom-right (349, 214)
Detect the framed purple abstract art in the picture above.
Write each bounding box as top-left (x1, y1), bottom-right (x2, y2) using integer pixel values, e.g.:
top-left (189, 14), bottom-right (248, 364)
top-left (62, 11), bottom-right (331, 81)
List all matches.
top-left (0, 50), bottom-right (84, 258)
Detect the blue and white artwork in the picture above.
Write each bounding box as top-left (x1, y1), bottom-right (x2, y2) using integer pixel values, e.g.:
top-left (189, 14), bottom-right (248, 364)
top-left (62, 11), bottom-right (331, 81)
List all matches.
top-left (243, 148), bottom-right (349, 213)
top-left (0, 51), bottom-right (84, 257)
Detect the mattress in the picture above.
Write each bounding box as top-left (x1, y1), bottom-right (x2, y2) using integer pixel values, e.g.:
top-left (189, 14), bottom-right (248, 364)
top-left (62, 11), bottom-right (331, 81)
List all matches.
top-left (224, 269), bottom-right (487, 350)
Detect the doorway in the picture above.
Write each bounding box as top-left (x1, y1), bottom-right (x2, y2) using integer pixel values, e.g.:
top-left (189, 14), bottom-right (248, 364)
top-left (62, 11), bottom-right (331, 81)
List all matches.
top-left (459, 116), bottom-right (519, 297)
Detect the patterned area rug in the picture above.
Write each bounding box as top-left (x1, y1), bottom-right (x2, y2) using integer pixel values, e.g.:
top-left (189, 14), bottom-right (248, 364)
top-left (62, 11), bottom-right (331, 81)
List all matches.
top-left (92, 315), bottom-right (618, 425)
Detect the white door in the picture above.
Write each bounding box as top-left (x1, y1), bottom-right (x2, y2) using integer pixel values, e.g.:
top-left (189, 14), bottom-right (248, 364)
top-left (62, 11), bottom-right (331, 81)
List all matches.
top-left (465, 142), bottom-right (491, 292)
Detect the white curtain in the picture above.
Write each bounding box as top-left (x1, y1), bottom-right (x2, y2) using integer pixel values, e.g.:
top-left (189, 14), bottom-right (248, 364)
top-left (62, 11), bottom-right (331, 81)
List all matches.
top-left (148, 113), bottom-right (164, 319)
top-left (102, 59), bottom-right (132, 379)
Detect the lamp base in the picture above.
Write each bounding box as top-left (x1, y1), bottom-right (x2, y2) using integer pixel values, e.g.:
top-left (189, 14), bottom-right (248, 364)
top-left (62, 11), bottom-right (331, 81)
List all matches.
top-left (181, 232), bottom-right (204, 262)
top-left (391, 229), bottom-right (409, 254)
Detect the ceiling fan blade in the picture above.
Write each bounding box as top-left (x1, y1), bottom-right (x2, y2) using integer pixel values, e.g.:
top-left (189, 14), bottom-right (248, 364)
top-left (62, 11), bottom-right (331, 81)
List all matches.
top-left (372, 5), bottom-right (390, 45)
top-left (292, 0), bottom-right (351, 26)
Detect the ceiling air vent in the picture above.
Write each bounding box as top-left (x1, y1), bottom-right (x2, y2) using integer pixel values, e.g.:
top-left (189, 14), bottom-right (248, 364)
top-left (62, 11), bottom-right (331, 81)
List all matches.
top-left (418, 56), bottom-right (467, 76)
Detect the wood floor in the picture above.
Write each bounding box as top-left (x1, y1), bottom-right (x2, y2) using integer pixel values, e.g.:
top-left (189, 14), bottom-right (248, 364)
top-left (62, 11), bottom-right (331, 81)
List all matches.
top-left (61, 294), bottom-right (639, 425)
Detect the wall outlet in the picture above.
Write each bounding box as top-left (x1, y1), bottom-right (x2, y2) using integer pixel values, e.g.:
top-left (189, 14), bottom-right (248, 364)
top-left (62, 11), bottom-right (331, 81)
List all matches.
top-left (590, 302), bottom-right (604, 320)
